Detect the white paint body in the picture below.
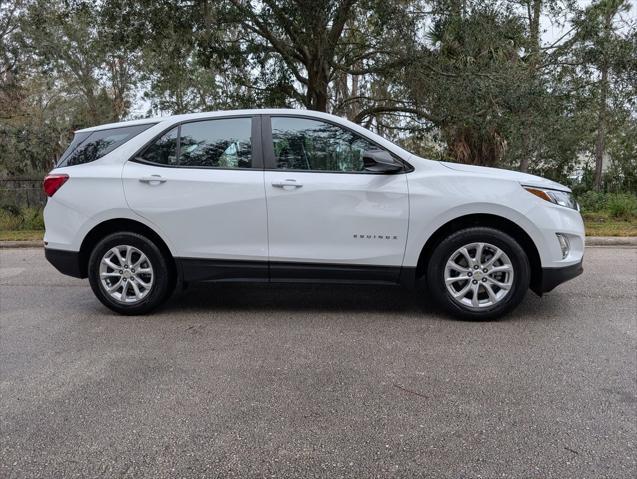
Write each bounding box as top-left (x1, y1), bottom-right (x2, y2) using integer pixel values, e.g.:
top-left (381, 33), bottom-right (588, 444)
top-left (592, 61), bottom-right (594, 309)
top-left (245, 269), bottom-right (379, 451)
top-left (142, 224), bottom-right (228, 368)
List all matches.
top-left (44, 109), bottom-right (585, 271)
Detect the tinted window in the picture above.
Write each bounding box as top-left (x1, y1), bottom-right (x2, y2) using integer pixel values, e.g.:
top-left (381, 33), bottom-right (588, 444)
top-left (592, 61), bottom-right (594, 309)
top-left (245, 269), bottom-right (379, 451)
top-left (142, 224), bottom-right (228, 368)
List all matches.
top-left (57, 131), bottom-right (91, 165)
top-left (179, 118), bottom-right (252, 168)
top-left (139, 127), bottom-right (178, 166)
top-left (58, 124), bottom-right (154, 167)
top-left (270, 117), bottom-right (383, 172)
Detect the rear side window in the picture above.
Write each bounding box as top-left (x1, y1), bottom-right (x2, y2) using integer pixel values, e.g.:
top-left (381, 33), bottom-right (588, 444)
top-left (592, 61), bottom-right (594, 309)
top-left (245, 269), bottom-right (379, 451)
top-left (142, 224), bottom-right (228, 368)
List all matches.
top-left (58, 124), bottom-right (155, 167)
top-left (136, 117), bottom-right (253, 169)
top-left (138, 128), bottom-right (179, 166)
top-left (179, 118), bottom-right (252, 168)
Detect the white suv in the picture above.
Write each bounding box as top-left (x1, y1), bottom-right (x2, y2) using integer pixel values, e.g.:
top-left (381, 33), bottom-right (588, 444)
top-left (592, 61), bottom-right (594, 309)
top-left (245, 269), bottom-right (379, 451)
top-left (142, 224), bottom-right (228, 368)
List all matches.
top-left (43, 109), bottom-right (584, 319)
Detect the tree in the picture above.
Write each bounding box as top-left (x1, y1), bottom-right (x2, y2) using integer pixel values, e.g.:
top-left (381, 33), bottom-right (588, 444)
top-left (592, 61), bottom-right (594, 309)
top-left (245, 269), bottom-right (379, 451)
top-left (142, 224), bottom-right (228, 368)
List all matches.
top-left (401, 3), bottom-right (528, 166)
top-left (0, 0), bottom-right (635, 186)
top-left (569, 0), bottom-right (636, 190)
top-left (223, 0), bottom-right (359, 111)
top-left (21, 0), bottom-right (140, 123)
top-left (0, 0), bottom-right (24, 120)
top-left (200, 0), bottom-right (421, 116)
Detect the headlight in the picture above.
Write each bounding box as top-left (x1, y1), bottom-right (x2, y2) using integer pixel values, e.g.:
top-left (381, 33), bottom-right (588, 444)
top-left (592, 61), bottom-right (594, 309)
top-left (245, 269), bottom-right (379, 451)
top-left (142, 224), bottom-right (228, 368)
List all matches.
top-left (523, 186), bottom-right (579, 211)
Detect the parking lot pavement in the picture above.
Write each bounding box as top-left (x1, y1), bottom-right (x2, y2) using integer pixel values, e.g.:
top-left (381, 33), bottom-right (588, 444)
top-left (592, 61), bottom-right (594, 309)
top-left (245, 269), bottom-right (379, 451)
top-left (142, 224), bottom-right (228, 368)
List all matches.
top-left (0, 247), bottom-right (635, 478)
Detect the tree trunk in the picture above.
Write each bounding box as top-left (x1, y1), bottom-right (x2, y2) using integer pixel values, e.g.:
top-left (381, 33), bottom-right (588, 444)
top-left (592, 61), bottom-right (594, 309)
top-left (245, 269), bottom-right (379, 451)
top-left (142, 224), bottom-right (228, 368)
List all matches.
top-left (594, 62), bottom-right (608, 191)
top-left (306, 59), bottom-right (330, 111)
top-left (594, 6), bottom-right (613, 192)
top-left (519, 130), bottom-right (531, 172)
top-left (447, 126), bottom-right (505, 167)
top-left (348, 73), bottom-right (359, 121)
top-left (519, 0), bottom-right (542, 173)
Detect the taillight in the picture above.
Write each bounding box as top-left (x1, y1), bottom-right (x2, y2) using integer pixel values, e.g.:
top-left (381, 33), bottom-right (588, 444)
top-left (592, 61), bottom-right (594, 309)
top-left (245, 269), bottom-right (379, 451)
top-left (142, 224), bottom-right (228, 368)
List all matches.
top-left (43, 174), bottom-right (69, 197)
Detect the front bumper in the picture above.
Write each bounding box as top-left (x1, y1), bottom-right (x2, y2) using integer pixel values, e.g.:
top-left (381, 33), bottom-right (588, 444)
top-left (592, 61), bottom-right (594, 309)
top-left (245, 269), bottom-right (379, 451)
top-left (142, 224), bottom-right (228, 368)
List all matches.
top-left (45, 248), bottom-right (85, 278)
top-left (535, 259), bottom-right (583, 294)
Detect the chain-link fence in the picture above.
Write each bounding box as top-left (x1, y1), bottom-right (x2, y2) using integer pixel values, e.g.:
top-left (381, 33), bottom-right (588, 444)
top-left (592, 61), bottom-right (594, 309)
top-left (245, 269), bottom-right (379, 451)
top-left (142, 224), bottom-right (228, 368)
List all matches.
top-left (0, 178), bottom-right (46, 210)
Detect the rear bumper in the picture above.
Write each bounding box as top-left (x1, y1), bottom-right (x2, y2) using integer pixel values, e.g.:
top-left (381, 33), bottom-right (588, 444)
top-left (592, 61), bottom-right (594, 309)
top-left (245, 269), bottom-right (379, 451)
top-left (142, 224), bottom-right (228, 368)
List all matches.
top-left (44, 248), bottom-right (85, 279)
top-left (537, 259), bottom-right (583, 294)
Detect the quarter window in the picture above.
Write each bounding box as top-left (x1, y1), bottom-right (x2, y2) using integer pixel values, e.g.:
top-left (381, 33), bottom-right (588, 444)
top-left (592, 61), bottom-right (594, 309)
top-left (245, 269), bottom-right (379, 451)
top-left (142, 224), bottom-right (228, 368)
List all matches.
top-left (58, 124), bottom-right (155, 167)
top-left (270, 117), bottom-right (386, 172)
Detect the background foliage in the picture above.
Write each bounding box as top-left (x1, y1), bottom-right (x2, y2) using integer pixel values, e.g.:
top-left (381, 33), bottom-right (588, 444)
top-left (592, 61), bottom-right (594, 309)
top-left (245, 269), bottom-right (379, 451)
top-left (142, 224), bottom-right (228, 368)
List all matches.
top-left (0, 0), bottom-right (635, 194)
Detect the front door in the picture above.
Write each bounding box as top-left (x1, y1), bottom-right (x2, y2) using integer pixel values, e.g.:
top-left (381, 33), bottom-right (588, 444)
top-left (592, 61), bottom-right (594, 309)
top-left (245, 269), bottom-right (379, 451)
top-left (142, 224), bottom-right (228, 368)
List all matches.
top-left (262, 115), bottom-right (409, 282)
top-left (122, 116), bottom-right (268, 280)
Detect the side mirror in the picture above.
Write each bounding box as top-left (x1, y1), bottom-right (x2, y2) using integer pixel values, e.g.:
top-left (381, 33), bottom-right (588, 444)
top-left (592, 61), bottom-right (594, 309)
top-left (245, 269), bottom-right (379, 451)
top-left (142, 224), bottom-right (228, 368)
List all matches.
top-left (362, 149), bottom-right (403, 173)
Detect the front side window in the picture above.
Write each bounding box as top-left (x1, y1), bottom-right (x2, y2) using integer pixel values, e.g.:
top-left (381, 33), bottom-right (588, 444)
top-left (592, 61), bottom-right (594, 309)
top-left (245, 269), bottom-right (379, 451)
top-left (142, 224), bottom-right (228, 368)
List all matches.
top-left (270, 117), bottom-right (386, 172)
top-left (179, 118), bottom-right (252, 168)
top-left (58, 124), bottom-right (154, 167)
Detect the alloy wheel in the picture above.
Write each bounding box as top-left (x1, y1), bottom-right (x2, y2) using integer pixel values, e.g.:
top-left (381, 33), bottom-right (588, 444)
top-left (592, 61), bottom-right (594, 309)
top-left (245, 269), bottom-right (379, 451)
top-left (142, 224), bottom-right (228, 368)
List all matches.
top-left (98, 245), bottom-right (154, 304)
top-left (444, 242), bottom-right (514, 310)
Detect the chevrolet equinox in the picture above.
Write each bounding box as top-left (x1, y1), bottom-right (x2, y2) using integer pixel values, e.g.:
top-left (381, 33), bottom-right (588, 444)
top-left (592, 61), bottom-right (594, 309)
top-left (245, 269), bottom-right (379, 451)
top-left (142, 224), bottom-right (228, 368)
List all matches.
top-left (43, 109), bottom-right (584, 319)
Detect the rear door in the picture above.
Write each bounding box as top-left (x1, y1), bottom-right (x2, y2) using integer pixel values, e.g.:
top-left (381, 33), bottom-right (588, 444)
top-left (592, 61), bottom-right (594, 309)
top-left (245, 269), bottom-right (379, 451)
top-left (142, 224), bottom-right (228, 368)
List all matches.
top-left (122, 115), bottom-right (268, 279)
top-left (262, 115), bottom-right (409, 282)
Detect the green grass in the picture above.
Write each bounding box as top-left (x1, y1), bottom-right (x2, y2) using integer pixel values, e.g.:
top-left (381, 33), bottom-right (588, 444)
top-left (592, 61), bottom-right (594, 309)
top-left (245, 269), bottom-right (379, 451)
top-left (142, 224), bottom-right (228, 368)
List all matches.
top-left (0, 230), bottom-right (43, 241)
top-left (582, 212), bottom-right (637, 237)
top-left (0, 206), bottom-right (45, 241)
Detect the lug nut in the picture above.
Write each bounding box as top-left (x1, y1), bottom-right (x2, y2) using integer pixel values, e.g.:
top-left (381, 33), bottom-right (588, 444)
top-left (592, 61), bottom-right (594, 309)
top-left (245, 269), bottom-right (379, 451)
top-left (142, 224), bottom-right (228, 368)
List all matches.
top-left (474, 265), bottom-right (479, 270)
top-left (482, 278), bottom-right (487, 282)
top-left (483, 268), bottom-right (488, 273)
top-left (472, 280), bottom-right (478, 284)
top-left (119, 270), bottom-right (123, 274)
top-left (467, 272), bottom-right (473, 277)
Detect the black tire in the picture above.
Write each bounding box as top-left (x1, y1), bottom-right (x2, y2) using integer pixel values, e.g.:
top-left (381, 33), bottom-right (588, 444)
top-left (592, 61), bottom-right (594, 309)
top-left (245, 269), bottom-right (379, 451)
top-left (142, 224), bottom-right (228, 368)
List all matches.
top-left (426, 227), bottom-right (530, 320)
top-left (88, 232), bottom-right (173, 315)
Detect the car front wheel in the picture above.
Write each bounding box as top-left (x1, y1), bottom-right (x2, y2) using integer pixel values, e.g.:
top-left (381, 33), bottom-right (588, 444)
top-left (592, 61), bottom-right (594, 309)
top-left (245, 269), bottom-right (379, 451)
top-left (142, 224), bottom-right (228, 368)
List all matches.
top-left (426, 227), bottom-right (531, 320)
top-left (88, 232), bottom-right (172, 315)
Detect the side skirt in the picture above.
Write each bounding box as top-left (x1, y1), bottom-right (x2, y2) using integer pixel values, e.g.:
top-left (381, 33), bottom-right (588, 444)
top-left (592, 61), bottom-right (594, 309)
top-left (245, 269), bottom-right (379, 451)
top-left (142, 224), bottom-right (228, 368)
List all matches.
top-left (176, 258), bottom-right (417, 286)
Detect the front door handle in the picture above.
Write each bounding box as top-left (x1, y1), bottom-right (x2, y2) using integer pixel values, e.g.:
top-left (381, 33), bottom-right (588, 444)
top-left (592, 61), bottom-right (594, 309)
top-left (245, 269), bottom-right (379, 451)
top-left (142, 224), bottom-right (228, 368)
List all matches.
top-left (272, 179), bottom-right (302, 189)
top-left (139, 175), bottom-right (167, 184)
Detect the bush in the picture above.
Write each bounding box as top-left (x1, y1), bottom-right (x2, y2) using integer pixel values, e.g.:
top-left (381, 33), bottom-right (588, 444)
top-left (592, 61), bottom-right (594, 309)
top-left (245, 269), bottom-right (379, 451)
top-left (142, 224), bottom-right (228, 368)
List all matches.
top-left (576, 191), bottom-right (608, 213)
top-left (0, 209), bottom-right (24, 230)
top-left (21, 207), bottom-right (45, 229)
top-left (607, 193), bottom-right (637, 220)
top-left (1, 204), bottom-right (21, 216)
top-left (0, 206), bottom-right (44, 231)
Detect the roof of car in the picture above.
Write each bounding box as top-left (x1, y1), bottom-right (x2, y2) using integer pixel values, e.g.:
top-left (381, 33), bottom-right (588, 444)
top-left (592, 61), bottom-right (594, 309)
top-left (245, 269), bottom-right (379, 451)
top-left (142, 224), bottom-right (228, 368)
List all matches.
top-left (75, 109), bottom-right (347, 133)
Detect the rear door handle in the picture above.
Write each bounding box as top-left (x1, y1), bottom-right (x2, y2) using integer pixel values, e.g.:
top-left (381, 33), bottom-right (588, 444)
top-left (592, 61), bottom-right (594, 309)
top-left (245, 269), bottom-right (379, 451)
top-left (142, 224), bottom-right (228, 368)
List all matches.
top-left (139, 175), bottom-right (167, 184)
top-left (272, 179), bottom-right (302, 188)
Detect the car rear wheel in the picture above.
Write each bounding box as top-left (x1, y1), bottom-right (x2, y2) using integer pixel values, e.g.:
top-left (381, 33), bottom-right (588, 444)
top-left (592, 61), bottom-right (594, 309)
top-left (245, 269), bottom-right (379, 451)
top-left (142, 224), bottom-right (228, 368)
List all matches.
top-left (88, 232), bottom-right (172, 315)
top-left (426, 227), bottom-right (530, 320)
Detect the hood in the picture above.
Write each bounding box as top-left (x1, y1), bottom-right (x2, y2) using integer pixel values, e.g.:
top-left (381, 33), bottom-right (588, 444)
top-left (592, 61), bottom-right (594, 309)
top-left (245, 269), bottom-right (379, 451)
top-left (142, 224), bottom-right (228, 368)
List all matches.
top-left (439, 161), bottom-right (570, 192)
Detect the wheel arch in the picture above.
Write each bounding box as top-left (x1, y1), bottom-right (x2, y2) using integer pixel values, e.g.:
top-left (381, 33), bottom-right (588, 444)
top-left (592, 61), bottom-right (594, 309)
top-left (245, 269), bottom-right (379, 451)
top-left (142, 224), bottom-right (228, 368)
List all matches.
top-left (414, 213), bottom-right (542, 294)
top-left (78, 218), bottom-right (177, 280)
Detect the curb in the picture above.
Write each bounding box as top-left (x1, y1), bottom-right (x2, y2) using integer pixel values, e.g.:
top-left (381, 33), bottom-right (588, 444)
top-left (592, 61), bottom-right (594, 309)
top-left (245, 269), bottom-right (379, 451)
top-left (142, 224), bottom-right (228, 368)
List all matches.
top-left (0, 241), bottom-right (43, 249)
top-left (1, 237), bottom-right (636, 249)
top-left (586, 236), bottom-right (637, 246)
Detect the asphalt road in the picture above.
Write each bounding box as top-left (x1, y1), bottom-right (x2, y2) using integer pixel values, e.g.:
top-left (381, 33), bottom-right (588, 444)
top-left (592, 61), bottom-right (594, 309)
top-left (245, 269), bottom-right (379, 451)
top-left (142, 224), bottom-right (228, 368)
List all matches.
top-left (1, 247), bottom-right (635, 479)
